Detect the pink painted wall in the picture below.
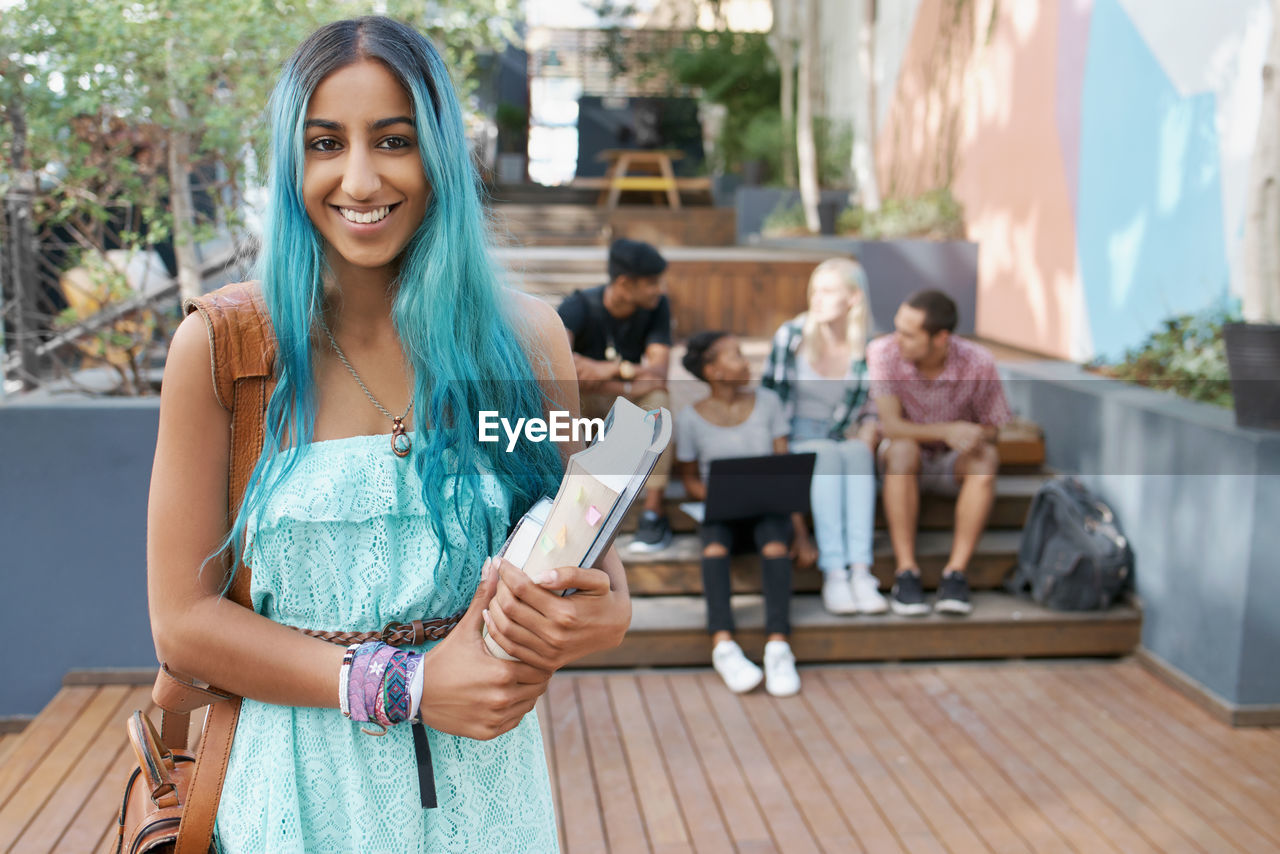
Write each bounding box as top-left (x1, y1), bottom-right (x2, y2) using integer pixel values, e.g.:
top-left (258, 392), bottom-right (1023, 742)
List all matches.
top-left (878, 0), bottom-right (1083, 359)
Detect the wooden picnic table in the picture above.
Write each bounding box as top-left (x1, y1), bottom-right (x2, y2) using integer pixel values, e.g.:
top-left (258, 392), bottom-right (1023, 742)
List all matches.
top-left (573, 149), bottom-right (712, 210)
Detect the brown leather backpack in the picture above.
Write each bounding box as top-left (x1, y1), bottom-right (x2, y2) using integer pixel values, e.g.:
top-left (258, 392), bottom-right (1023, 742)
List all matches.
top-left (116, 282), bottom-right (275, 854)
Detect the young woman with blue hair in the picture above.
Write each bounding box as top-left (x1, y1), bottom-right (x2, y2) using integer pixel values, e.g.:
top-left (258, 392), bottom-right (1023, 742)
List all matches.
top-left (146, 17), bottom-right (628, 851)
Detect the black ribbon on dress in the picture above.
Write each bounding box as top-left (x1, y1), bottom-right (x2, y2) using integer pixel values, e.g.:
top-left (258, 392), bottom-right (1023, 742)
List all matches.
top-left (411, 719), bottom-right (437, 808)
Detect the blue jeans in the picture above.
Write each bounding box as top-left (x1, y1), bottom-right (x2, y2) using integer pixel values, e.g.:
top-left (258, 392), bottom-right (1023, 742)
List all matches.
top-left (792, 428), bottom-right (877, 573)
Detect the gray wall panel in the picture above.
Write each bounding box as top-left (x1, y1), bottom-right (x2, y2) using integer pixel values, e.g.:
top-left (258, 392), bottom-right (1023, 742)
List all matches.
top-left (1, 400), bottom-right (160, 716)
top-left (1002, 360), bottom-right (1280, 707)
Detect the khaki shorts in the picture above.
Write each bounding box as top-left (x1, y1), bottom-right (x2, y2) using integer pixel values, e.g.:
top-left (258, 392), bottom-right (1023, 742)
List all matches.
top-left (876, 439), bottom-right (960, 496)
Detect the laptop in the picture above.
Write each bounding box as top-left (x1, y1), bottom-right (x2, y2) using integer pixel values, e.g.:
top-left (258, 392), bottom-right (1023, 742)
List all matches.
top-left (700, 453), bottom-right (817, 523)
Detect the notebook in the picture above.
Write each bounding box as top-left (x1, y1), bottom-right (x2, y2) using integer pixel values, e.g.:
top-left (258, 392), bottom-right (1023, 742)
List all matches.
top-left (484, 396), bottom-right (672, 660)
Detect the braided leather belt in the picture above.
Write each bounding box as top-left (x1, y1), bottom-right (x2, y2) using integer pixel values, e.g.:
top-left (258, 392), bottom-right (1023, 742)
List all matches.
top-left (296, 610), bottom-right (466, 647)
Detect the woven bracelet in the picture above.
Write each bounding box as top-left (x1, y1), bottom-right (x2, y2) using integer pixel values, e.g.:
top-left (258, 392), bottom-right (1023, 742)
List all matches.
top-left (347, 641), bottom-right (384, 723)
top-left (381, 649), bottom-right (414, 725)
top-left (362, 644), bottom-right (397, 729)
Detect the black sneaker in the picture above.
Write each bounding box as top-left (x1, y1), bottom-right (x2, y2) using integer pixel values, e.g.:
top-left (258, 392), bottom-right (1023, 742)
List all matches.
top-left (629, 512), bottom-right (673, 552)
top-left (935, 570), bottom-right (973, 615)
top-left (890, 569), bottom-right (930, 616)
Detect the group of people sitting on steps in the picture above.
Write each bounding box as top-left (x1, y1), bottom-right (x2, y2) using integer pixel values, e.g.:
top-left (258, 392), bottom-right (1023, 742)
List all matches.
top-left (558, 238), bottom-right (1013, 697)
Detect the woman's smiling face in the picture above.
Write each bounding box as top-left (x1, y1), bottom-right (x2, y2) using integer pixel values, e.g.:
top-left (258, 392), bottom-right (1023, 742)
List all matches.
top-left (302, 59), bottom-right (430, 279)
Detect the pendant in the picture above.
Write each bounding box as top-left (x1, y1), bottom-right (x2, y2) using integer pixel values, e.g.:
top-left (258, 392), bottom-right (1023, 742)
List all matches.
top-left (391, 416), bottom-right (412, 458)
top-left (605, 345), bottom-right (618, 363)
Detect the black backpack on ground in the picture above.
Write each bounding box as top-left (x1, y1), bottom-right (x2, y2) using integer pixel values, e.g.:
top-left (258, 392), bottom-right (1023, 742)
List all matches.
top-left (1006, 477), bottom-right (1135, 610)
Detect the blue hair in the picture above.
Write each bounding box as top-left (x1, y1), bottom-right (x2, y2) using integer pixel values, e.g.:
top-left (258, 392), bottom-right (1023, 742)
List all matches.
top-left (217, 17), bottom-right (563, 589)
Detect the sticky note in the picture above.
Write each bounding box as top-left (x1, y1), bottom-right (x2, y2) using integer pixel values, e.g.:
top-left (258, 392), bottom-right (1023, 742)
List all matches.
top-left (585, 505), bottom-right (602, 527)
top-left (539, 533), bottom-right (555, 553)
top-left (555, 525), bottom-right (567, 548)
top-left (574, 484), bottom-right (586, 503)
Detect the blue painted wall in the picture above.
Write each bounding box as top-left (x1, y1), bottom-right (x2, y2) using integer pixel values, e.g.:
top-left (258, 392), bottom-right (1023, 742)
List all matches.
top-left (1077, 0), bottom-right (1231, 359)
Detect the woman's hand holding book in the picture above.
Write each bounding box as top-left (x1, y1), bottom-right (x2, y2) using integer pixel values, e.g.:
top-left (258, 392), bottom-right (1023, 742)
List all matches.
top-left (483, 551), bottom-right (631, 671)
top-left (417, 558), bottom-right (553, 740)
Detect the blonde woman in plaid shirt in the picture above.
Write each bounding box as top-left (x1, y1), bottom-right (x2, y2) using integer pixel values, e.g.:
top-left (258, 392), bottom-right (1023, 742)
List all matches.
top-left (762, 258), bottom-right (886, 616)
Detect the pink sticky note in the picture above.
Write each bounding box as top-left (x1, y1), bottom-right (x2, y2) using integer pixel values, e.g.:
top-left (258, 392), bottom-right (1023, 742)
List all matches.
top-left (585, 505), bottom-right (602, 527)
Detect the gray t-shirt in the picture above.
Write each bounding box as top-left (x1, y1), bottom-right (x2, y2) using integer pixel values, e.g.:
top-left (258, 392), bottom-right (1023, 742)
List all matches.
top-left (675, 387), bottom-right (790, 483)
top-left (792, 350), bottom-right (856, 423)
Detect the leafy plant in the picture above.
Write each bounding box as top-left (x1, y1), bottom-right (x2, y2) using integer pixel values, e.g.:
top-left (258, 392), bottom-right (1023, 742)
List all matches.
top-left (813, 117), bottom-right (853, 189)
top-left (761, 199), bottom-right (809, 236)
top-left (495, 101), bottom-right (528, 153)
top-left (667, 31), bottom-right (780, 176)
top-left (738, 109), bottom-right (786, 182)
top-left (1088, 307), bottom-right (1239, 408)
top-left (838, 187), bottom-right (964, 239)
top-left (54, 248), bottom-right (165, 395)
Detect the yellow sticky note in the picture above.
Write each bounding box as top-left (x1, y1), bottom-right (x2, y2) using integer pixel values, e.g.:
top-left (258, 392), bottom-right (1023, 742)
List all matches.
top-left (574, 484), bottom-right (586, 503)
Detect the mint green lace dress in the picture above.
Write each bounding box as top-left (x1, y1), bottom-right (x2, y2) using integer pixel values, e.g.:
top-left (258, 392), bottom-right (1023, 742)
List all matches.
top-left (214, 434), bottom-right (560, 853)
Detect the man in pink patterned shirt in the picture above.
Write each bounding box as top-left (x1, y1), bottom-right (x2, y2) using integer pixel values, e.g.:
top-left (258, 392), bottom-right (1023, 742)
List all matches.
top-left (866, 290), bottom-right (1012, 617)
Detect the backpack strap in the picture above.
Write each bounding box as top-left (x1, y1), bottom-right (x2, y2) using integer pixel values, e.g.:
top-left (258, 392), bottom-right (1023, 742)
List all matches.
top-left (151, 282), bottom-right (276, 854)
top-left (181, 280), bottom-right (277, 606)
top-left (1007, 480), bottom-right (1057, 597)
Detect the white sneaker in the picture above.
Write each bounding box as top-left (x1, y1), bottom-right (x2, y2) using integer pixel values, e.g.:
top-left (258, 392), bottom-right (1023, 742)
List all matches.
top-left (712, 640), bottom-right (764, 694)
top-left (821, 570), bottom-right (858, 615)
top-left (849, 566), bottom-right (889, 615)
top-left (763, 640), bottom-right (801, 697)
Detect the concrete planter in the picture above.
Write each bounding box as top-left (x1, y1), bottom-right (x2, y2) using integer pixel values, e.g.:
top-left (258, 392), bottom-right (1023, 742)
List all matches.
top-left (0, 394), bottom-right (161, 717)
top-left (1001, 360), bottom-right (1280, 720)
top-left (735, 187), bottom-right (853, 245)
top-left (1223, 322), bottom-right (1280, 430)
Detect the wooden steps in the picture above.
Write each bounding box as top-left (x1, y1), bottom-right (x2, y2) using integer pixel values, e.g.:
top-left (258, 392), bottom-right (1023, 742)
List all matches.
top-left (599, 419), bottom-right (1139, 664)
top-left (489, 204), bottom-right (607, 248)
top-left (618, 530), bottom-right (1023, 596)
top-left (568, 593), bottom-right (1143, 668)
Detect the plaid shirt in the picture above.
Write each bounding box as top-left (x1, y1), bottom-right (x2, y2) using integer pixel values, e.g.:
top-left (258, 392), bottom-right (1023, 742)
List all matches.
top-left (760, 317), bottom-right (870, 440)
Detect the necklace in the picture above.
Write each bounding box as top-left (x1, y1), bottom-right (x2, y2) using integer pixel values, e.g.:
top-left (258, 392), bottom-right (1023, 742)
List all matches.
top-left (321, 319), bottom-right (413, 458)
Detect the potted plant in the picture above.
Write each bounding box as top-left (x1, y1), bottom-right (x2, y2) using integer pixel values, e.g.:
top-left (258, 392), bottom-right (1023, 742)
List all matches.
top-left (1226, 8), bottom-right (1280, 430)
top-left (494, 101), bottom-right (528, 185)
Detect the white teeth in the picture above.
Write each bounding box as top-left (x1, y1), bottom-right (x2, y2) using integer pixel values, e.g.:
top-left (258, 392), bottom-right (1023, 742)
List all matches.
top-left (340, 205), bottom-right (390, 224)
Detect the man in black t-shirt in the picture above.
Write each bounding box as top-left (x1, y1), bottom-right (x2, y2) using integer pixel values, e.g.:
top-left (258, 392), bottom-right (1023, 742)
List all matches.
top-left (557, 238), bottom-right (675, 551)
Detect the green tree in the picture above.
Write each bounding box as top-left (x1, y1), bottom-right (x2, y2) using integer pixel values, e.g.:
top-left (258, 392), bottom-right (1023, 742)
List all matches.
top-left (3, 0), bottom-right (520, 304)
top-left (668, 30), bottom-right (781, 177)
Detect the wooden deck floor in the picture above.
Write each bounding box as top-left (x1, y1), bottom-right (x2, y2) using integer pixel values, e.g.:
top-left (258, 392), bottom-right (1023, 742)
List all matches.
top-left (3, 660), bottom-right (1279, 853)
